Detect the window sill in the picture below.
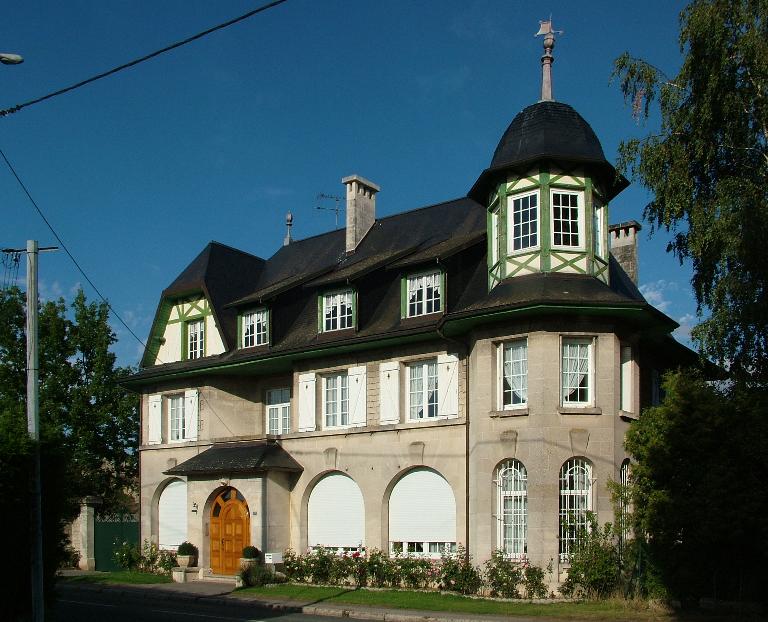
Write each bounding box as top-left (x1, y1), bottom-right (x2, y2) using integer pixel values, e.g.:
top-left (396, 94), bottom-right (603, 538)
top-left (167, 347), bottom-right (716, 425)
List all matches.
top-left (558, 406), bottom-right (602, 415)
top-left (489, 408), bottom-right (529, 418)
top-left (619, 410), bottom-right (638, 421)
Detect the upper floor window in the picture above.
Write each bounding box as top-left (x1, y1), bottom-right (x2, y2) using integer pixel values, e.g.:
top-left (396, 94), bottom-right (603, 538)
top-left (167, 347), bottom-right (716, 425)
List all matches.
top-left (552, 191), bottom-right (581, 248)
top-left (620, 345), bottom-right (633, 412)
top-left (593, 203), bottom-right (604, 258)
top-left (322, 290), bottom-right (354, 332)
top-left (501, 340), bottom-right (528, 409)
top-left (562, 338), bottom-right (593, 406)
top-left (266, 388), bottom-right (290, 435)
top-left (187, 318), bottom-right (205, 359)
top-left (324, 372), bottom-right (349, 428)
top-left (408, 359), bottom-right (438, 420)
top-left (490, 205), bottom-right (501, 266)
top-left (242, 309), bottom-right (268, 348)
top-left (509, 191), bottom-right (539, 252)
top-left (169, 395), bottom-right (186, 441)
top-left (406, 271), bottom-right (442, 317)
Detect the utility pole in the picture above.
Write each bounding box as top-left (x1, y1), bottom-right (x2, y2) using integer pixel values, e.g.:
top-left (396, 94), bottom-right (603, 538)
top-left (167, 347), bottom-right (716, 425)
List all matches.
top-left (2, 241), bottom-right (58, 622)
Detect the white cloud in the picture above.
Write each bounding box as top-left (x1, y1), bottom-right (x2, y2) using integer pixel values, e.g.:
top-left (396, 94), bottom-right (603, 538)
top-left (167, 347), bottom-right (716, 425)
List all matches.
top-left (674, 313), bottom-right (696, 343)
top-left (38, 279), bottom-right (63, 301)
top-left (639, 279), bottom-right (679, 313)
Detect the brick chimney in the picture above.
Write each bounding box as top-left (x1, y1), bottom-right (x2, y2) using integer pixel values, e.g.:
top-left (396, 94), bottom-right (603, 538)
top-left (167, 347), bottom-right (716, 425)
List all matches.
top-left (609, 220), bottom-right (642, 284)
top-left (342, 175), bottom-right (379, 254)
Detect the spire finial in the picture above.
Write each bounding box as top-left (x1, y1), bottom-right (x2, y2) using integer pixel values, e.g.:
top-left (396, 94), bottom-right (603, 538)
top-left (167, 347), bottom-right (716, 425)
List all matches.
top-left (283, 211), bottom-right (293, 246)
top-left (535, 18), bottom-right (562, 102)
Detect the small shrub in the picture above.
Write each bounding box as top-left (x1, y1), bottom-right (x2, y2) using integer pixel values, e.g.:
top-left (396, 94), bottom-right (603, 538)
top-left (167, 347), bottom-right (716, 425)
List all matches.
top-left (439, 545), bottom-right (483, 595)
top-left (60, 544), bottom-right (81, 569)
top-left (520, 558), bottom-right (548, 599)
top-left (242, 545), bottom-right (261, 560)
top-left (484, 550), bottom-right (522, 598)
top-left (156, 548), bottom-right (178, 573)
top-left (394, 555), bottom-right (433, 589)
top-left (113, 540), bottom-right (176, 574)
top-left (240, 564), bottom-right (283, 587)
top-left (113, 541), bottom-right (141, 570)
top-left (561, 514), bottom-right (620, 598)
top-left (177, 541), bottom-right (198, 557)
top-left (283, 549), bottom-right (308, 582)
top-left (366, 548), bottom-right (396, 587)
top-left (306, 546), bottom-right (336, 584)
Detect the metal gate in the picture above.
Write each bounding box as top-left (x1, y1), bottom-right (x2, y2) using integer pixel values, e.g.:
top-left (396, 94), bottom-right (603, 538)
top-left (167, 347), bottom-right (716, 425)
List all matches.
top-left (94, 514), bottom-right (138, 571)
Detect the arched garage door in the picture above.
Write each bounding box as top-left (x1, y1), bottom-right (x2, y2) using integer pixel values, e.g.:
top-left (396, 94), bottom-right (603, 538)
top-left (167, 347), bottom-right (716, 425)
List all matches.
top-left (389, 468), bottom-right (456, 557)
top-left (308, 472), bottom-right (364, 552)
top-left (158, 479), bottom-right (187, 550)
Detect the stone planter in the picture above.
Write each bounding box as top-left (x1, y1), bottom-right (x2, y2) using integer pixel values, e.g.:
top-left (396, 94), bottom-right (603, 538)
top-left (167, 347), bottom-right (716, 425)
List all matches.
top-left (239, 557), bottom-right (258, 571)
top-left (177, 554), bottom-right (195, 568)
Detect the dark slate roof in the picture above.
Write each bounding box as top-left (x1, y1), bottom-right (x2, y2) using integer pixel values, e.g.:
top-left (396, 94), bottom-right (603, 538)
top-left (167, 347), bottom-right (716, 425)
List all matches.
top-left (468, 101), bottom-right (629, 203)
top-left (164, 441), bottom-right (303, 476)
top-left (160, 242), bottom-right (265, 350)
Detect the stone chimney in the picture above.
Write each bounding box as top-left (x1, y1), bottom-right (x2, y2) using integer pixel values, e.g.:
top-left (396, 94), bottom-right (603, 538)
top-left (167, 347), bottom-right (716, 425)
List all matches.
top-left (609, 220), bottom-right (642, 284)
top-left (342, 175), bottom-right (379, 254)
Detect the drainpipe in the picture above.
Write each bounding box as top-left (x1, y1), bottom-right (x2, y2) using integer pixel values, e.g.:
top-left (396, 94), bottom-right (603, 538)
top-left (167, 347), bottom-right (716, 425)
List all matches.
top-left (437, 321), bottom-right (471, 561)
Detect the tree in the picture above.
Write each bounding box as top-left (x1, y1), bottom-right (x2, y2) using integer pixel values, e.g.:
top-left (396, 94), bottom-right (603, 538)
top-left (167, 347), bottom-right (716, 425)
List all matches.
top-left (625, 371), bottom-right (768, 604)
top-left (612, 0), bottom-right (768, 381)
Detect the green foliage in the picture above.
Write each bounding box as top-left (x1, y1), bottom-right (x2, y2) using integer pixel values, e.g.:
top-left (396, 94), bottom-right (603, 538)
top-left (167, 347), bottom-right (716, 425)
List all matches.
top-left (612, 1), bottom-right (768, 381)
top-left (439, 546), bottom-right (483, 595)
top-left (484, 550), bottom-right (522, 598)
top-left (240, 564), bottom-right (285, 587)
top-left (177, 541), bottom-right (198, 556)
top-left (283, 548), bottom-right (308, 582)
top-left (520, 559), bottom-right (549, 599)
top-left (561, 515), bottom-right (620, 599)
top-left (113, 540), bottom-right (176, 574)
top-left (242, 545), bottom-right (260, 559)
top-left (625, 371), bottom-right (768, 603)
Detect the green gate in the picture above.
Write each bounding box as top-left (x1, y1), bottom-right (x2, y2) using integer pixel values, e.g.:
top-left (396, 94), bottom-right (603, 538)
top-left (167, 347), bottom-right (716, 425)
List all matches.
top-left (94, 514), bottom-right (139, 571)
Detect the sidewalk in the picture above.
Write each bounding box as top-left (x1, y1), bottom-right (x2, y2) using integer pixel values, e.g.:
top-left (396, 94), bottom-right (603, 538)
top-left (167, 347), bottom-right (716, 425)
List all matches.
top-left (56, 575), bottom-right (551, 622)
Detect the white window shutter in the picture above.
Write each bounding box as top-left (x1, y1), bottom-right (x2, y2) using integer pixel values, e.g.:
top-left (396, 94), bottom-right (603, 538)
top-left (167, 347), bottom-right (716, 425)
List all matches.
top-left (298, 373), bottom-right (317, 432)
top-left (147, 394), bottom-right (162, 444)
top-left (437, 353), bottom-right (459, 419)
top-left (348, 366), bottom-right (367, 427)
top-left (184, 389), bottom-right (199, 440)
top-left (379, 362), bottom-right (400, 424)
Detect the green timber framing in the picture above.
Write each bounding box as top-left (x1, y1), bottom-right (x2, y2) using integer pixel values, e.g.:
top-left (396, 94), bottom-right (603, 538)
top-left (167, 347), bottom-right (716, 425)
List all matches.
top-left (124, 300), bottom-right (676, 389)
top-left (486, 162), bottom-right (610, 290)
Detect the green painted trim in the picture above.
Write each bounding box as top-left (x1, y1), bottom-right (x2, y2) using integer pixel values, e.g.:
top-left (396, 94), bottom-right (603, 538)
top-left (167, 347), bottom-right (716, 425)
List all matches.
top-left (400, 275), bottom-right (408, 318)
top-left (584, 177), bottom-right (594, 275)
top-left (540, 167), bottom-right (551, 271)
top-left (141, 298), bottom-right (174, 368)
top-left (498, 190), bottom-right (507, 281)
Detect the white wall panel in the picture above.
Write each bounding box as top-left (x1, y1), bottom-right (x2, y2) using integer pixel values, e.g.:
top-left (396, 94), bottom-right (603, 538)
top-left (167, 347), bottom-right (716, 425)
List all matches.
top-left (158, 479), bottom-right (187, 550)
top-left (389, 468), bottom-right (456, 542)
top-left (308, 473), bottom-right (364, 548)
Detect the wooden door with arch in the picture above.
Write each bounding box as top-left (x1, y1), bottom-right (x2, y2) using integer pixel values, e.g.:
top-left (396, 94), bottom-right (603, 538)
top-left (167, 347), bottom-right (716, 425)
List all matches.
top-left (210, 487), bottom-right (249, 575)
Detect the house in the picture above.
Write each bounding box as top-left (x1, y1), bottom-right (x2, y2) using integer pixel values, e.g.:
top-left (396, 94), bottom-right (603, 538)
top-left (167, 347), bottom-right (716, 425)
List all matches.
top-left (125, 29), bottom-right (694, 584)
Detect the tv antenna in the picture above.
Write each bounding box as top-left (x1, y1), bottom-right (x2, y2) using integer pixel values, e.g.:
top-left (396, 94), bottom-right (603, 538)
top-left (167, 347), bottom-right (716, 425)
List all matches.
top-left (315, 193), bottom-right (343, 228)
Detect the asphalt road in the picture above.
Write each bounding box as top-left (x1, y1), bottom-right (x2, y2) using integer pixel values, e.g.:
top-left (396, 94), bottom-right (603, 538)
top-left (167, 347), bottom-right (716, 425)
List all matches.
top-left (51, 590), bottom-right (341, 622)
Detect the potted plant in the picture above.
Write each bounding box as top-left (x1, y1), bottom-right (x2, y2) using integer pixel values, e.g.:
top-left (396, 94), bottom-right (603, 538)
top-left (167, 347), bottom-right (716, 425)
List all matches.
top-left (176, 541), bottom-right (198, 568)
top-left (240, 545), bottom-right (261, 570)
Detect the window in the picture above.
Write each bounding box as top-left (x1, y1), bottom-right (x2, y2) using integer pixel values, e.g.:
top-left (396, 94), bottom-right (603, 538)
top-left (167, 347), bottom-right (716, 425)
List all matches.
top-left (501, 340), bottom-right (528, 408)
top-left (266, 388), bottom-right (290, 435)
top-left (620, 345), bottom-right (633, 412)
top-left (169, 395), bottom-right (186, 441)
top-left (187, 318), bottom-right (205, 359)
top-left (322, 291), bottom-right (354, 332)
top-left (509, 191), bottom-right (539, 251)
top-left (242, 309), bottom-right (268, 347)
top-left (651, 369), bottom-right (664, 405)
top-left (408, 359), bottom-right (438, 420)
top-left (562, 338), bottom-right (593, 406)
top-left (406, 271), bottom-right (442, 317)
top-left (496, 459), bottom-right (527, 558)
top-left (490, 205), bottom-right (501, 266)
top-left (324, 373), bottom-right (349, 428)
top-left (559, 458), bottom-right (592, 560)
top-left (552, 191), bottom-right (581, 248)
top-left (593, 203), bottom-right (604, 258)
top-left (618, 459), bottom-right (631, 549)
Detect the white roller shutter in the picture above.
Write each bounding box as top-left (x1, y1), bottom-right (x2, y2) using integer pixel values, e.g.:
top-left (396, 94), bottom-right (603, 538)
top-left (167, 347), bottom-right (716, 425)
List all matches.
top-left (389, 468), bottom-right (456, 543)
top-left (158, 479), bottom-right (187, 550)
top-left (348, 366), bottom-right (367, 427)
top-left (298, 373), bottom-right (316, 432)
top-left (184, 389), bottom-right (199, 440)
top-left (437, 353), bottom-right (459, 419)
top-left (308, 473), bottom-right (364, 549)
top-left (379, 362), bottom-right (400, 424)
top-left (147, 394), bottom-right (162, 445)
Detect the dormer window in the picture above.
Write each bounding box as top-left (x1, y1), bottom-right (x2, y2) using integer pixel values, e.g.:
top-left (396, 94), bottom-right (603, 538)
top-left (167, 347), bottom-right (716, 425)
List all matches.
top-left (509, 191), bottom-right (539, 252)
top-left (242, 308), bottom-right (268, 348)
top-left (405, 271), bottom-right (442, 318)
top-left (552, 191), bottom-right (583, 249)
top-left (186, 318), bottom-right (205, 359)
top-left (322, 290), bottom-right (354, 332)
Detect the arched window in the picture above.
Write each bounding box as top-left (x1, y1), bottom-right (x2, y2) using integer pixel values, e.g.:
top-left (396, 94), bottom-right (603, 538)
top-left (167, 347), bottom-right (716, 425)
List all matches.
top-left (559, 458), bottom-right (592, 560)
top-left (158, 479), bottom-right (187, 551)
top-left (618, 459), bottom-right (631, 548)
top-left (496, 459), bottom-right (527, 558)
top-left (308, 472), bottom-right (365, 553)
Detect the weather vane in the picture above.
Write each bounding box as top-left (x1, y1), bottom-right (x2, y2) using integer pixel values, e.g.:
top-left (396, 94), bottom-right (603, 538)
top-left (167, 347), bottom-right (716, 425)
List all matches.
top-left (535, 18), bottom-right (563, 102)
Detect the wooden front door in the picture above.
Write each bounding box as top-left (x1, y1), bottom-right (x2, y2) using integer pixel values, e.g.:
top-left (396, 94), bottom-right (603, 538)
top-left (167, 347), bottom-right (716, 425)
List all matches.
top-left (210, 488), bottom-right (249, 575)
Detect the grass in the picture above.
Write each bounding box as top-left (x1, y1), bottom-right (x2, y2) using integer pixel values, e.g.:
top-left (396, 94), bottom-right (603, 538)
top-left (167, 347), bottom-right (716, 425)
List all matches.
top-left (60, 571), bottom-right (172, 585)
top-left (233, 584), bottom-right (761, 621)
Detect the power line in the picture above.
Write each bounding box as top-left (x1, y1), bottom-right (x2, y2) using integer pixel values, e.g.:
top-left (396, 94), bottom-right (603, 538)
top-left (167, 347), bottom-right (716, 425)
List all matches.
top-left (0, 147), bottom-right (151, 355)
top-left (0, 0), bottom-right (289, 117)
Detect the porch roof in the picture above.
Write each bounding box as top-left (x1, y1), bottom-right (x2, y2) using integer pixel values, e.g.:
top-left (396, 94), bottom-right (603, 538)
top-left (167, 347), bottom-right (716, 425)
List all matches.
top-left (164, 440), bottom-right (303, 477)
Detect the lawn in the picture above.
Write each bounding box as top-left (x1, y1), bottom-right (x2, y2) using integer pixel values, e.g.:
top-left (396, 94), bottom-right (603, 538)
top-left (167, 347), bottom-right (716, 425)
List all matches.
top-left (60, 571), bottom-right (172, 585)
top-left (234, 584), bottom-right (659, 620)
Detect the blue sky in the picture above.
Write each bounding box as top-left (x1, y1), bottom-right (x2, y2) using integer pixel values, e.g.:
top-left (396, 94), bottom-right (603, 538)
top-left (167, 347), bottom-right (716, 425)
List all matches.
top-left (0, 0), bottom-right (696, 365)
